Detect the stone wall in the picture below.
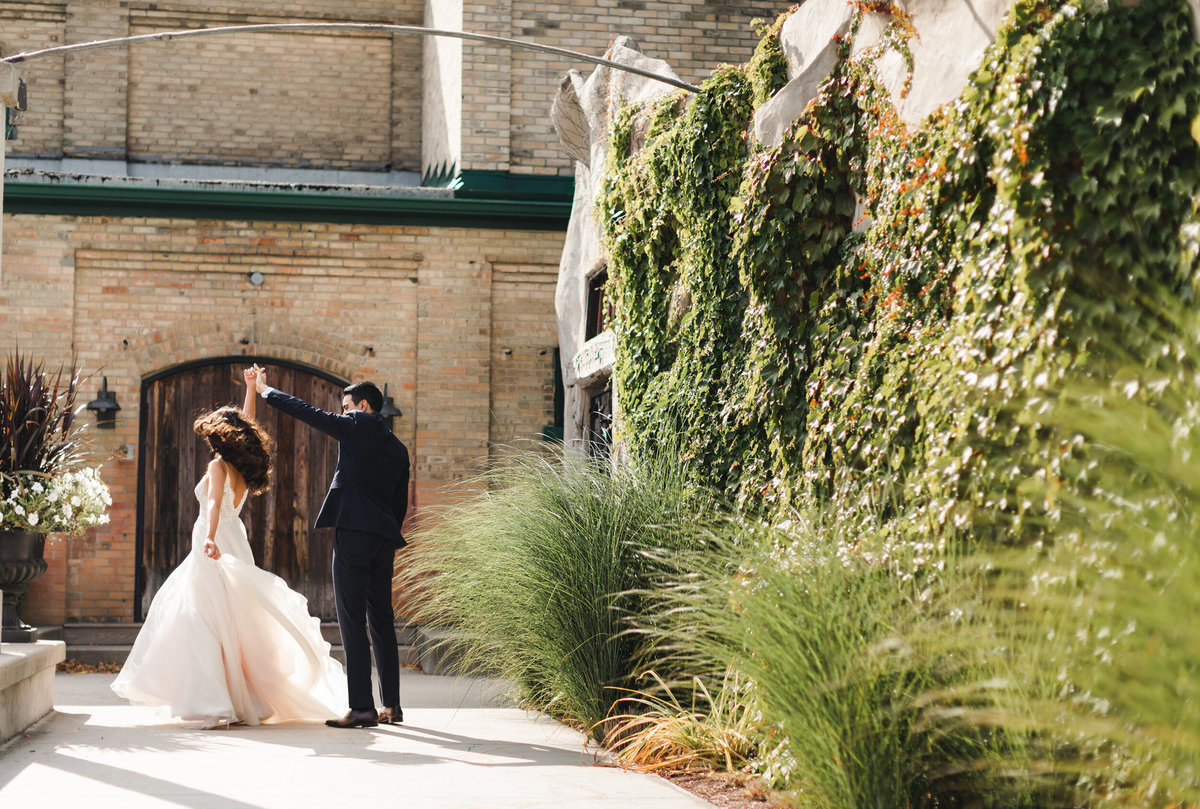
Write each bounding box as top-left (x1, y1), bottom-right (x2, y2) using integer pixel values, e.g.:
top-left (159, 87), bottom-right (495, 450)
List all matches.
top-left (3, 212), bottom-right (563, 622)
top-left (550, 38), bottom-right (685, 449)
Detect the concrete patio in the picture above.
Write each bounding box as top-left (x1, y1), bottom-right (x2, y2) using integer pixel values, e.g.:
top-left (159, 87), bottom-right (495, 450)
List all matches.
top-left (0, 666), bottom-right (712, 808)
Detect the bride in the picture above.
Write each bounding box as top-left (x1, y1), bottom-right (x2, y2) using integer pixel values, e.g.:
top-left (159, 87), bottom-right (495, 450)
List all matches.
top-left (112, 365), bottom-right (346, 728)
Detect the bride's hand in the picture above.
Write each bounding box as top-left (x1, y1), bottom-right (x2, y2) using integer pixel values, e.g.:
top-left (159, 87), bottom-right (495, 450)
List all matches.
top-left (204, 540), bottom-right (221, 560)
top-left (243, 367), bottom-right (258, 386)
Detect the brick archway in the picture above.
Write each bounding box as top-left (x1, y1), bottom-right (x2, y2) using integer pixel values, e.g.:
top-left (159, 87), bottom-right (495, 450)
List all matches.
top-left (125, 323), bottom-right (361, 385)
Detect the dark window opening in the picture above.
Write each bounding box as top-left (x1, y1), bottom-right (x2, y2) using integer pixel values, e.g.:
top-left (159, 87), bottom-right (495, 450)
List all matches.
top-left (585, 269), bottom-right (613, 341)
top-left (541, 347), bottom-right (566, 443)
top-left (586, 381), bottom-right (612, 460)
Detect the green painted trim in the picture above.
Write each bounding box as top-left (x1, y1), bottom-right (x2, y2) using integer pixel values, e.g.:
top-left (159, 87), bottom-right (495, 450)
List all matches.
top-left (3, 181), bottom-right (571, 230)
top-left (451, 170), bottom-right (575, 202)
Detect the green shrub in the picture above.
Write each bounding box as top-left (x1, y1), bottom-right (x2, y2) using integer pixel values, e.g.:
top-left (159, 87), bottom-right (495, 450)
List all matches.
top-left (400, 450), bottom-right (713, 737)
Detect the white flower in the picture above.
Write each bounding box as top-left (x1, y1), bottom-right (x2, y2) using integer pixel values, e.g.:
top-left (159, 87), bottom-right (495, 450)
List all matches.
top-left (0, 466), bottom-right (111, 535)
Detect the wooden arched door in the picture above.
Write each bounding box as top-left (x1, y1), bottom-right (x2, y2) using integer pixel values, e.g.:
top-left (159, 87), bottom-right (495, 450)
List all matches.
top-left (136, 359), bottom-right (346, 621)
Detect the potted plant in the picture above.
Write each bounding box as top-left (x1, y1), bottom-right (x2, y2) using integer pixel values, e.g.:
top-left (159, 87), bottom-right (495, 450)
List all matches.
top-left (0, 351), bottom-right (111, 642)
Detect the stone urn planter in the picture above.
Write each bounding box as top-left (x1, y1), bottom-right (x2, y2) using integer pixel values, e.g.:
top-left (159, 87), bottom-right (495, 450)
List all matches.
top-left (0, 529), bottom-right (47, 642)
top-left (1, 351), bottom-right (112, 643)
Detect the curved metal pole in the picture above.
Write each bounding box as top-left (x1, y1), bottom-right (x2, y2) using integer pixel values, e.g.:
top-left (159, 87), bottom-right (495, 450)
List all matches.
top-left (0, 22), bottom-right (699, 93)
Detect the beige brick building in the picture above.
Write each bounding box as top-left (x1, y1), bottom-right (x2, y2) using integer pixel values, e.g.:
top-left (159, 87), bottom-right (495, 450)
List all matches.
top-left (0, 0), bottom-right (777, 625)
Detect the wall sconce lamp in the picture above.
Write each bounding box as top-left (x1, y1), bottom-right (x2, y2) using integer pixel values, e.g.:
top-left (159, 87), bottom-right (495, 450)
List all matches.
top-left (378, 383), bottom-right (402, 432)
top-left (85, 376), bottom-right (121, 428)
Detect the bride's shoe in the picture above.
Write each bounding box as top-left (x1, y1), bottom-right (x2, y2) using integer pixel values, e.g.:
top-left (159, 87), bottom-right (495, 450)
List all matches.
top-left (199, 716), bottom-right (242, 730)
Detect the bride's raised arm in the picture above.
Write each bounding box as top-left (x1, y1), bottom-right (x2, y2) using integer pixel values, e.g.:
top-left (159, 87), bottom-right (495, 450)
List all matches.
top-left (242, 366), bottom-right (259, 420)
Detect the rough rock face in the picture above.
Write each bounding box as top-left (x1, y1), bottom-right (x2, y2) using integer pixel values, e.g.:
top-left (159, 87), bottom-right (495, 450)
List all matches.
top-left (757, 0), bottom-right (1200, 141)
top-left (754, 0), bottom-right (856, 148)
top-left (550, 37), bottom-right (683, 449)
top-left (756, 0), bottom-right (1013, 145)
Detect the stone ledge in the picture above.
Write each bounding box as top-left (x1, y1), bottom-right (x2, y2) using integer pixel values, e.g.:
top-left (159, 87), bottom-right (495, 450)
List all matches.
top-left (0, 640), bottom-right (66, 744)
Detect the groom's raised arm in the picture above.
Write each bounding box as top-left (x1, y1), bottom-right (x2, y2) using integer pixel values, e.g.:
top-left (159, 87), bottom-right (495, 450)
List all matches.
top-left (257, 378), bottom-right (355, 442)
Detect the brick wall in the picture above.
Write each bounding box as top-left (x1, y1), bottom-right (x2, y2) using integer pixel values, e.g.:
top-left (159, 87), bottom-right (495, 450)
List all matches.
top-left (127, 22), bottom-right (393, 170)
top-left (461, 1), bottom-right (513, 173)
top-left (64, 1), bottom-right (128, 160)
top-left (3, 212), bottom-right (564, 622)
top-left (489, 261), bottom-right (558, 448)
top-left (0, 2), bottom-right (65, 158)
top-left (5, 0), bottom-right (780, 177)
top-left (4, 0), bottom-right (425, 171)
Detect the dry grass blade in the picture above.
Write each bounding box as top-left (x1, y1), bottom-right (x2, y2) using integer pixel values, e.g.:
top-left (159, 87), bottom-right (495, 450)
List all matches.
top-left (599, 670), bottom-right (758, 774)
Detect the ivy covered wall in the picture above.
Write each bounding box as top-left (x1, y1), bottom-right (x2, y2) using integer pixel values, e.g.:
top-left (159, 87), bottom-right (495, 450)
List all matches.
top-left (598, 0), bottom-right (1200, 548)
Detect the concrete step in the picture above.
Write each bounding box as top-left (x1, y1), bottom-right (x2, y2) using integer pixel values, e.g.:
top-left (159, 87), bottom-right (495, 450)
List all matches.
top-left (63, 623), bottom-right (139, 646)
top-left (33, 625), bottom-right (63, 641)
top-left (414, 627), bottom-right (499, 678)
top-left (0, 639), bottom-right (66, 743)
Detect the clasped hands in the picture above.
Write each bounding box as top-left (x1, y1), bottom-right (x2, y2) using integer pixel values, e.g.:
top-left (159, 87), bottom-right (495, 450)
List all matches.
top-left (243, 363), bottom-right (267, 391)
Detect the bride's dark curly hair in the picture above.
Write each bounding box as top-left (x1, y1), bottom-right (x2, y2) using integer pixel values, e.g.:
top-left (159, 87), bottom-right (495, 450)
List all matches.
top-left (193, 406), bottom-right (274, 495)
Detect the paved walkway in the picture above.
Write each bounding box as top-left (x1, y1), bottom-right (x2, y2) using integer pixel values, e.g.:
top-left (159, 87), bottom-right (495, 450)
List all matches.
top-left (0, 671), bottom-right (710, 808)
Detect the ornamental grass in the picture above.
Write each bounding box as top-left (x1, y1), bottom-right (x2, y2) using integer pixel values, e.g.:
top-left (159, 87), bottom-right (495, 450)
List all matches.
top-left (400, 449), bottom-right (711, 738)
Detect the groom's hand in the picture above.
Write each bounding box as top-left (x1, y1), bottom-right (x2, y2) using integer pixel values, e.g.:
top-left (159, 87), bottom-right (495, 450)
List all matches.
top-left (255, 367), bottom-right (269, 394)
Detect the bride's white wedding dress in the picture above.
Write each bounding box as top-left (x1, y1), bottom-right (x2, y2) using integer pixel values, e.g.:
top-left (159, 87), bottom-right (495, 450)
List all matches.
top-left (112, 465), bottom-right (346, 725)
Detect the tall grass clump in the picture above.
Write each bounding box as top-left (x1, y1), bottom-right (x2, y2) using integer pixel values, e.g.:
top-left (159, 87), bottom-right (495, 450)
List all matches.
top-left (401, 449), bottom-right (713, 737)
top-left (622, 512), bottom-right (1042, 809)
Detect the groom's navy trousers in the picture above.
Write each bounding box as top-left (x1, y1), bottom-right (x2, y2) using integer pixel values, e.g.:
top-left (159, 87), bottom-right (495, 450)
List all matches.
top-left (333, 528), bottom-right (400, 711)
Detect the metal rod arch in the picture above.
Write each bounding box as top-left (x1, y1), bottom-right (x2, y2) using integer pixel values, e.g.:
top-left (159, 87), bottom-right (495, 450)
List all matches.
top-left (0, 22), bottom-right (700, 93)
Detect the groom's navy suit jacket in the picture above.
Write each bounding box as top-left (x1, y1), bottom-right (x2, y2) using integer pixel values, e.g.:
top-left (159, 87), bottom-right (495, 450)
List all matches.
top-left (263, 389), bottom-right (410, 548)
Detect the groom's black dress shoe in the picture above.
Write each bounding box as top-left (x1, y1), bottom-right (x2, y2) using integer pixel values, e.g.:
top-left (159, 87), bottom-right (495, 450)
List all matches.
top-left (378, 705), bottom-right (403, 724)
top-left (326, 709), bottom-right (379, 729)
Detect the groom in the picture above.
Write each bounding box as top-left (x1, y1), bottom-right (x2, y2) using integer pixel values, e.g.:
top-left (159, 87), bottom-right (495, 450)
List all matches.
top-left (255, 367), bottom-right (410, 729)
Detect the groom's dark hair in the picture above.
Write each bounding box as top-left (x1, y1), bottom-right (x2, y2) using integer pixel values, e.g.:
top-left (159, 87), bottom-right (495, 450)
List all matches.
top-left (343, 381), bottom-right (384, 414)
